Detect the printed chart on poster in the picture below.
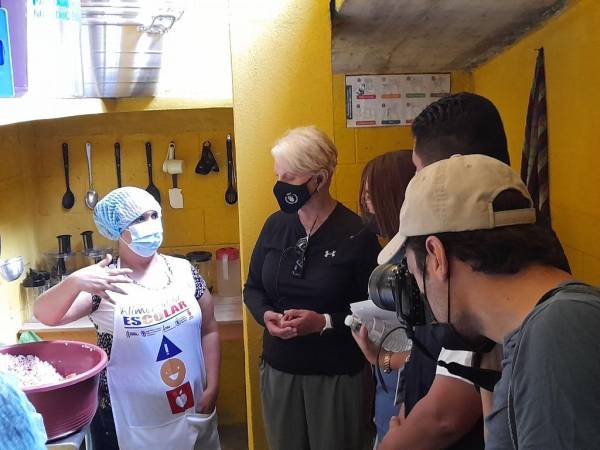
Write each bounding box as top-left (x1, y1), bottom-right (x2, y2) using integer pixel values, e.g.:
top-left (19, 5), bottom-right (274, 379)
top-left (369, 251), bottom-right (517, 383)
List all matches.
top-left (345, 74), bottom-right (451, 128)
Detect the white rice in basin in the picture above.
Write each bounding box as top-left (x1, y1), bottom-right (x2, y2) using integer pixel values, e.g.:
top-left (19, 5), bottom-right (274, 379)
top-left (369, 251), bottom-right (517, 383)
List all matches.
top-left (0, 354), bottom-right (65, 388)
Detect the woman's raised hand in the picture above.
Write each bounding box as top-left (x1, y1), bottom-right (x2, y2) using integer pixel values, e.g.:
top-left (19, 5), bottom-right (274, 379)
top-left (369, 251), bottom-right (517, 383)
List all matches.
top-left (69, 254), bottom-right (133, 299)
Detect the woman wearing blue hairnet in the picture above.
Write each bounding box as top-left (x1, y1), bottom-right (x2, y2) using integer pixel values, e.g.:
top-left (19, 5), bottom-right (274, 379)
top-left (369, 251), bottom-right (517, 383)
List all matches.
top-left (35, 187), bottom-right (221, 450)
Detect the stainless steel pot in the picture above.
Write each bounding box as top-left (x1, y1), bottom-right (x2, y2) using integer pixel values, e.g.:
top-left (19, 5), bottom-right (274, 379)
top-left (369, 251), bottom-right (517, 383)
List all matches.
top-left (80, 0), bottom-right (184, 97)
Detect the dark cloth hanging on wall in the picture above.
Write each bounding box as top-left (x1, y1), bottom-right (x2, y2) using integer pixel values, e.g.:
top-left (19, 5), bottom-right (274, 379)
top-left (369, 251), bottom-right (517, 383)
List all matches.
top-left (520, 49), bottom-right (571, 274)
top-left (521, 47), bottom-right (551, 225)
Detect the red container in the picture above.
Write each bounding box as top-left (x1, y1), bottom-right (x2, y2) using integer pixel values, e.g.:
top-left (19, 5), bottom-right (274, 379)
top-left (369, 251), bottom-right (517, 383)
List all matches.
top-left (0, 340), bottom-right (108, 440)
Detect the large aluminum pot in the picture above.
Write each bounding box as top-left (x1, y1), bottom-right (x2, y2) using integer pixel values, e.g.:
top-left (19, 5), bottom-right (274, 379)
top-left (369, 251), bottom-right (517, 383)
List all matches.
top-left (80, 0), bottom-right (184, 97)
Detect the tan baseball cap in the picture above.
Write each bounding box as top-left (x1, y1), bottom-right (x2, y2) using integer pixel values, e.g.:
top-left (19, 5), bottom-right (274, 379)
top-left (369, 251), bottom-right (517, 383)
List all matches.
top-left (378, 154), bottom-right (537, 264)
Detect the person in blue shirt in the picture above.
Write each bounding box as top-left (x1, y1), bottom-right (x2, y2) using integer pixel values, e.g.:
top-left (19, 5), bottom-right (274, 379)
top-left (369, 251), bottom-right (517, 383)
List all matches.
top-left (0, 372), bottom-right (47, 450)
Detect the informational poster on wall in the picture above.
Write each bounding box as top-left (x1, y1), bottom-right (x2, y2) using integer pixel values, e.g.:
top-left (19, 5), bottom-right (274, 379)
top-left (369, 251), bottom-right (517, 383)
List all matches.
top-left (345, 73), bottom-right (451, 128)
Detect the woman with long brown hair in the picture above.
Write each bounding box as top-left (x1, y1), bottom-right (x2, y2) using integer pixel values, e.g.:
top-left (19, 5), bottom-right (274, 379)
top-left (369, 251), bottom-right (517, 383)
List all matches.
top-left (359, 151), bottom-right (415, 240)
top-left (356, 150), bottom-right (415, 447)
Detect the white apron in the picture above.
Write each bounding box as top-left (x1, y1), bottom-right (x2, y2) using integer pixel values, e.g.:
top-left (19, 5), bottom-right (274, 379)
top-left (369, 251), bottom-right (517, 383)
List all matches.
top-left (106, 256), bottom-right (220, 450)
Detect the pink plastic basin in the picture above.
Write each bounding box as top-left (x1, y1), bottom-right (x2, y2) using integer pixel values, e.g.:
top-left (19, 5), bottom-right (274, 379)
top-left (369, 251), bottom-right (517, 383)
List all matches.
top-left (0, 340), bottom-right (108, 440)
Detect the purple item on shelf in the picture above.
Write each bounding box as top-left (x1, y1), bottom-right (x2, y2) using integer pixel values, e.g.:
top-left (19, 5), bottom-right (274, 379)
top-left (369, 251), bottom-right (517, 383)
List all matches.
top-left (2, 0), bottom-right (27, 96)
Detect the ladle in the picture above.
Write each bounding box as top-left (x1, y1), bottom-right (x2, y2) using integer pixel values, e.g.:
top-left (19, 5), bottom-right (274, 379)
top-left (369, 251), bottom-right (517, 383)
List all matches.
top-left (61, 143), bottom-right (75, 209)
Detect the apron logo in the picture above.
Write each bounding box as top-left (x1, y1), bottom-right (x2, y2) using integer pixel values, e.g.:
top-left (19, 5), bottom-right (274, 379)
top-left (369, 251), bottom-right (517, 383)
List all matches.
top-left (156, 335), bottom-right (183, 362)
top-left (140, 327), bottom-right (161, 338)
top-left (122, 301), bottom-right (190, 328)
top-left (165, 381), bottom-right (195, 414)
top-left (324, 250), bottom-right (336, 258)
top-left (285, 193), bottom-right (298, 204)
top-left (160, 358), bottom-right (187, 388)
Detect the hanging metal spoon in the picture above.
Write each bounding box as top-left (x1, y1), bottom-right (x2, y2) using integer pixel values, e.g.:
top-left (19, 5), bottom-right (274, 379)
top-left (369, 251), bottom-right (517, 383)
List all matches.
top-left (61, 143), bottom-right (75, 209)
top-left (84, 142), bottom-right (98, 209)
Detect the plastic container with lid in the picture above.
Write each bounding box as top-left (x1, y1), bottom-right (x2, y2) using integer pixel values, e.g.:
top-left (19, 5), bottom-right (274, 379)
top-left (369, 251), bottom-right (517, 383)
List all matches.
top-left (21, 269), bottom-right (50, 323)
top-left (83, 248), bottom-right (114, 266)
top-left (215, 248), bottom-right (241, 298)
top-left (187, 251), bottom-right (214, 293)
top-left (43, 235), bottom-right (80, 285)
top-left (81, 230), bottom-right (113, 265)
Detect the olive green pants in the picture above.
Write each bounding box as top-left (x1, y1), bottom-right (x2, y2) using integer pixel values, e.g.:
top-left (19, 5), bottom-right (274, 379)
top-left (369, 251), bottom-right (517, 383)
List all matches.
top-left (260, 361), bottom-right (374, 450)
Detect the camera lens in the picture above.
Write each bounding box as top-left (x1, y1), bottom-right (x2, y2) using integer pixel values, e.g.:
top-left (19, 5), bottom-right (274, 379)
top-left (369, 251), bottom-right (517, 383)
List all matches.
top-left (368, 264), bottom-right (400, 311)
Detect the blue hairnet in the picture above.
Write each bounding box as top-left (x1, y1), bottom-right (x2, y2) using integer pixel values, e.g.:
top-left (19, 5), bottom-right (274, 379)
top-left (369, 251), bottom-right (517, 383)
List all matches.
top-left (0, 373), bottom-right (47, 450)
top-left (93, 187), bottom-right (162, 241)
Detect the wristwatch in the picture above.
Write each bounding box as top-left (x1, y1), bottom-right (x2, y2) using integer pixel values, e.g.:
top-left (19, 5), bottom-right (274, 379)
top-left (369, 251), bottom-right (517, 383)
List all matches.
top-left (320, 313), bottom-right (333, 335)
top-left (383, 351), bottom-right (393, 374)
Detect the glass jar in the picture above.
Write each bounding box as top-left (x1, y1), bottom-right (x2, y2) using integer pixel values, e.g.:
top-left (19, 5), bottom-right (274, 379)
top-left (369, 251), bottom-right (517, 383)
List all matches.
top-left (21, 269), bottom-right (50, 322)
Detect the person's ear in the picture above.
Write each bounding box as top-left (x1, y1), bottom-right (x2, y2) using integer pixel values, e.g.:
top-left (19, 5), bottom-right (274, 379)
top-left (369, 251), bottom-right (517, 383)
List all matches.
top-left (425, 236), bottom-right (449, 282)
top-left (314, 170), bottom-right (327, 192)
top-left (121, 229), bottom-right (132, 244)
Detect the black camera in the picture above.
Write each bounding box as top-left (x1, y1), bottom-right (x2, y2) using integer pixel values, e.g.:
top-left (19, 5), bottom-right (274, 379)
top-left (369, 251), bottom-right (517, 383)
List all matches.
top-left (368, 261), bottom-right (501, 390)
top-left (368, 260), bottom-right (429, 328)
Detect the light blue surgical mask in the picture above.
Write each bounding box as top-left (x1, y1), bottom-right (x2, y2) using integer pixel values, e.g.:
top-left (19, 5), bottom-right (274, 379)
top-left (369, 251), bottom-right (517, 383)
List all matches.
top-left (122, 219), bottom-right (163, 257)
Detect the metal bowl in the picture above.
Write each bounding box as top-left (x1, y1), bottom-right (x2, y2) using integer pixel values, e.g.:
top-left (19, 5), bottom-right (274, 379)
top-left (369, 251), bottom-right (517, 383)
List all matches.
top-left (0, 256), bottom-right (24, 282)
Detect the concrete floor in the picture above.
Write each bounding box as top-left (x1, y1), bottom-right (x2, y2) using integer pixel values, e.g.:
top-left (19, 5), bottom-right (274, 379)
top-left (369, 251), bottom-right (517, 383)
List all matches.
top-left (72, 424), bottom-right (248, 450)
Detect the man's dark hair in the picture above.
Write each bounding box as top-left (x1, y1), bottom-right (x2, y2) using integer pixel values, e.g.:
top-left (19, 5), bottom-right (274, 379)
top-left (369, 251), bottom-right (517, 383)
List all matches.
top-left (411, 92), bottom-right (510, 166)
top-left (406, 190), bottom-right (566, 275)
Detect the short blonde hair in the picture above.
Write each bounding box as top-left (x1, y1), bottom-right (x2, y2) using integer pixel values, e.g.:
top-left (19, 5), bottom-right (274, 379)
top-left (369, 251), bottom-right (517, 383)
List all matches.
top-left (271, 126), bottom-right (338, 175)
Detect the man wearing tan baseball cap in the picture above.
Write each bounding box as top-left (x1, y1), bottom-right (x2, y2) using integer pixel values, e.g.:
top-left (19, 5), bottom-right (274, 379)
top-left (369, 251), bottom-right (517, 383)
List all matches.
top-left (383, 154), bottom-right (600, 449)
top-left (377, 154), bottom-right (538, 265)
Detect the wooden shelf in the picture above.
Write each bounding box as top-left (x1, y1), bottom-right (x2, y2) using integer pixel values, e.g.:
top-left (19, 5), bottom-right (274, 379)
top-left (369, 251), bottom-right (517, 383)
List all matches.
top-left (0, 96), bottom-right (233, 127)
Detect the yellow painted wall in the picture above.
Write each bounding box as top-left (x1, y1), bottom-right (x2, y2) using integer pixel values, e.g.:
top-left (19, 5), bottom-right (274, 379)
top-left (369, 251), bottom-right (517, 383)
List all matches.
top-left (229, 0), bottom-right (335, 447)
top-left (28, 109), bottom-right (238, 256)
top-left (473, 0), bottom-right (600, 284)
top-left (331, 71), bottom-right (473, 209)
top-left (0, 108), bottom-right (246, 425)
top-left (0, 123), bottom-right (38, 344)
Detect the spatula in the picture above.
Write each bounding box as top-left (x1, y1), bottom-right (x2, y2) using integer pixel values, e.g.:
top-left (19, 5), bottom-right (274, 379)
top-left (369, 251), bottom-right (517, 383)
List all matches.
top-left (145, 142), bottom-right (161, 204)
top-left (167, 142), bottom-right (183, 209)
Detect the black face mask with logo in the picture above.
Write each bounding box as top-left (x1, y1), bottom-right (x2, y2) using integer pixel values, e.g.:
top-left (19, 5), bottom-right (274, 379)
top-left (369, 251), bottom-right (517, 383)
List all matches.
top-left (273, 178), bottom-right (315, 214)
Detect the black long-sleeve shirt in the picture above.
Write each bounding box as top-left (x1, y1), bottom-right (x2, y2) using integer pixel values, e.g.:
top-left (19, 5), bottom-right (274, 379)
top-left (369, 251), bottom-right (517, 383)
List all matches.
top-left (244, 203), bottom-right (381, 375)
